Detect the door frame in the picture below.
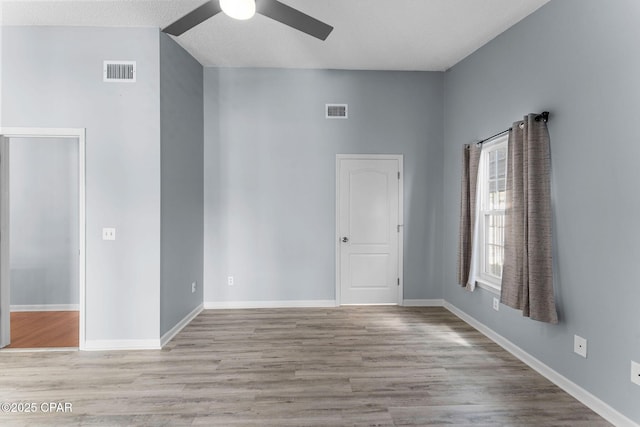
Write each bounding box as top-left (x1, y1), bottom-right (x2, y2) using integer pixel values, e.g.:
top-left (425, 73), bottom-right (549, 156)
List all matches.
top-left (0, 137), bottom-right (9, 348)
top-left (335, 154), bottom-right (404, 306)
top-left (0, 127), bottom-right (86, 350)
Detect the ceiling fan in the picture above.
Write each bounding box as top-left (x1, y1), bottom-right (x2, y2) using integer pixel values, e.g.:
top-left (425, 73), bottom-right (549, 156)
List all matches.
top-left (162, 0), bottom-right (334, 41)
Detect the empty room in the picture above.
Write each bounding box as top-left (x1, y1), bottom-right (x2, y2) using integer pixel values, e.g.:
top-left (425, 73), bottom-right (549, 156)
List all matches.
top-left (0, 0), bottom-right (639, 425)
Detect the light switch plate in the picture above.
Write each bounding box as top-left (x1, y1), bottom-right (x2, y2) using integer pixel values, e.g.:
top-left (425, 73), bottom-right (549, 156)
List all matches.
top-left (102, 227), bottom-right (116, 241)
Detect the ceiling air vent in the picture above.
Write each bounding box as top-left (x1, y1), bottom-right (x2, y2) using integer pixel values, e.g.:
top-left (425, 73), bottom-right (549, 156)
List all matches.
top-left (103, 61), bottom-right (136, 83)
top-left (326, 104), bottom-right (348, 119)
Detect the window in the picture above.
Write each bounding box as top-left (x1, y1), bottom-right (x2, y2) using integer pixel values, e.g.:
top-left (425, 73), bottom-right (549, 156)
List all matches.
top-left (476, 135), bottom-right (508, 291)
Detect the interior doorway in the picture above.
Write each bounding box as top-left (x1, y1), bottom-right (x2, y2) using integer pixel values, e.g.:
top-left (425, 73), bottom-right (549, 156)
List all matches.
top-left (0, 128), bottom-right (86, 350)
top-left (336, 154), bottom-right (404, 305)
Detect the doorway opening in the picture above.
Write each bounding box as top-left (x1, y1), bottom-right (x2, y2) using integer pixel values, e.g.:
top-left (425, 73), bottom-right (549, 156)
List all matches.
top-left (336, 154), bottom-right (404, 306)
top-left (0, 128), bottom-right (86, 350)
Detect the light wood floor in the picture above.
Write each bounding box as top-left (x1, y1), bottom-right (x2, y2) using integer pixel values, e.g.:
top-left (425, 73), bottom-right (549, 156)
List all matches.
top-left (0, 307), bottom-right (610, 426)
top-left (7, 311), bottom-right (79, 348)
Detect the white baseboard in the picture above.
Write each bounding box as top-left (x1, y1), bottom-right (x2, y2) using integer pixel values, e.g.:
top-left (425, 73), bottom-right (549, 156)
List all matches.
top-left (83, 304), bottom-right (204, 351)
top-left (443, 302), bottom-right (639, 427)
top-left (11, 304), bottom-right (79, 312)
top-left (204, 300), bottom-right (446, 309)
top-left (83, 339), bottom-right (161, 351)
top-left (160, 303), bottom-right (203, 348)
top-left (403, 299), bottom-right (444, 307)
top-left (204, 300), bottom-right (337, 309)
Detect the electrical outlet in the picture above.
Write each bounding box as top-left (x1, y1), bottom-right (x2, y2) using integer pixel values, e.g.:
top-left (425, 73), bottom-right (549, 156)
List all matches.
top-left (574, 335), bottom-right (587, 358)
top-left (492, 297), bottom-right (500, 311)
top-left (102, 227), bottom-right (116, 241)
top-left (191, 281), bottom-right (197, 293)
top-left (631, 361), bottom-right (640, 386)
top-left (227, 276), bottom-right (234, 286)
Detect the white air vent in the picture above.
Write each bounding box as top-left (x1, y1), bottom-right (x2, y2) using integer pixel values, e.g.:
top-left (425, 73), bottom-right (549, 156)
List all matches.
top-left (326, 104), bottom-right (348, 119)
top-left (103, 61), bottom-right (136, 83)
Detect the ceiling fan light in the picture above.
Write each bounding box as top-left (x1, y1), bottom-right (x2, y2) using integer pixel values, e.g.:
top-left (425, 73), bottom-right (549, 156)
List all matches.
top-left (220, 0), bottom-right (256, 20)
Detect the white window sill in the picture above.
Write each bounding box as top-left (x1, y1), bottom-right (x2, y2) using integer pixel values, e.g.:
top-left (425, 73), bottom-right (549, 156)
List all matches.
top-left (476, 279), bottom-right (501, 295)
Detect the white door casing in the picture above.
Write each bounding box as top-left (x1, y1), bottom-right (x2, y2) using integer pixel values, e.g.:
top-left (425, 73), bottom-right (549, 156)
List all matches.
top-left (336, 155), bottom-right (403, 305)
top-left (0, 128), bottom-right (86, 350)
top-left (0, 137), bottom-right (9, 348)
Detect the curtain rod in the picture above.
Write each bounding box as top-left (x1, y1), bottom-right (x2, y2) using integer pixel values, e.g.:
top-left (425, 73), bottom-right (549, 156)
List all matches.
top-left (476, 111), bottom-right (549, 145)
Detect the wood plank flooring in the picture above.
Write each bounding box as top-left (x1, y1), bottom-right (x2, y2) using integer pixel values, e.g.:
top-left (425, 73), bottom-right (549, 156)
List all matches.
top-left (0, 307), bottom-right (611, 426)
top-left (8, 311), bottom-right (79, 348)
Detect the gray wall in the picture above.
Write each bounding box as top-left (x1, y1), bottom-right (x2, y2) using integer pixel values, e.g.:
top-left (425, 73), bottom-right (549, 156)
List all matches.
top-left (204, 68), bottom-right (443, 303)
top-left (443, 0), bottom-right (640, 422)
top-left (9, 137), bottom-right (79, 306)
top-left (2, 26), bottom-right (161, 341)
top-left (159, 34), bottom-right (204, 336)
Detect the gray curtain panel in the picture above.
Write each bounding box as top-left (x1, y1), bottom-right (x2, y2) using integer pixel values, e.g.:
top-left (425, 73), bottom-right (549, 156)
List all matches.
top-left (457, 143), bottom-right (481, 289)
top-left (500, 114), bottom-right (558, 324)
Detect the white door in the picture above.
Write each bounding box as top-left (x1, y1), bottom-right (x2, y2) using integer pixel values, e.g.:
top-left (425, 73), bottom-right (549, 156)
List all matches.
top-left (337, 156), bottom-right (402, 305)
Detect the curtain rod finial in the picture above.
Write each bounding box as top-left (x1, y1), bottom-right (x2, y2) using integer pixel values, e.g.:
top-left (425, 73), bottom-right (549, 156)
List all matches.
top-left (536, 111), bottom-right (550, 122)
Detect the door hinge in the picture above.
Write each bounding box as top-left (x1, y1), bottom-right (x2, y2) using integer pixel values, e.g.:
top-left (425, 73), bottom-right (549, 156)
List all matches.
top-left (397, 278), bottom-right (400, 286)
top-left (397, 171), bottom-right (400, 179)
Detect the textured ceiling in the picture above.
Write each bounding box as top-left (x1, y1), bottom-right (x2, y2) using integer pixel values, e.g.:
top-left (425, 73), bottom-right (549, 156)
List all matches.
top-left (0, 0), bottom-right (550, 71)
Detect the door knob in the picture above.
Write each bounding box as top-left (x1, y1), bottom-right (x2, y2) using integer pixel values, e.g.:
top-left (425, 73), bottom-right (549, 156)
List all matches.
top-left (341, 237), bottom-right (349, 243)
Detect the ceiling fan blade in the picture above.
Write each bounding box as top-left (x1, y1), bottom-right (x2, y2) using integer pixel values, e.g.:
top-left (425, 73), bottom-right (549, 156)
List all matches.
top-left (162, 1), bottom-right (222, 36)
top-left (256, 0), bottom-right (333, 41)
